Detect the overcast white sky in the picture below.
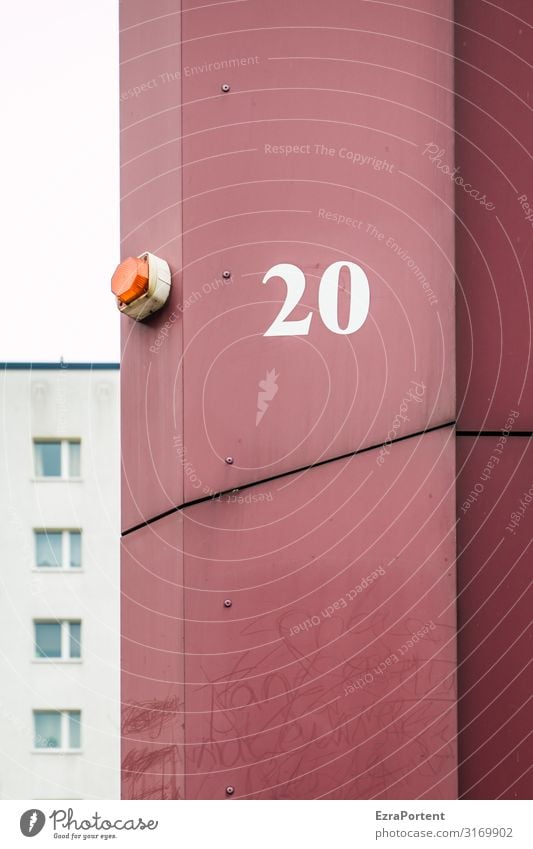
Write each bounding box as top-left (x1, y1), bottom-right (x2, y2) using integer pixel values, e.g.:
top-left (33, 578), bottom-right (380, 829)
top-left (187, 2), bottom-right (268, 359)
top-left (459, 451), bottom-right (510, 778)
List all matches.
top-left (2, 1), bottom-right (120, 363)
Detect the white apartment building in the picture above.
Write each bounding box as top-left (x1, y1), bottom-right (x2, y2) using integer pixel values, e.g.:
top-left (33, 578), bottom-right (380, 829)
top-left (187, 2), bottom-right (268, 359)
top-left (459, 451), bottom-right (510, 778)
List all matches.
top-left (0, 363), bottom-right (120, 799)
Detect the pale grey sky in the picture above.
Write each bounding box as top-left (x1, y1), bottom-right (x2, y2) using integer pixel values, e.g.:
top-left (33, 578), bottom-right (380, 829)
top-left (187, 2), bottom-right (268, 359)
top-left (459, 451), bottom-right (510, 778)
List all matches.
top-left (2, 1), bottom-right (120, 363)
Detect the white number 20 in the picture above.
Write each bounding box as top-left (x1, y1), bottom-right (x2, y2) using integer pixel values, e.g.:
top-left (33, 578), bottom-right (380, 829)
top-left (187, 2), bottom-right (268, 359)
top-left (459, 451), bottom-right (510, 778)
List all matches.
top-left (262, 261), bottom-right (370, 337)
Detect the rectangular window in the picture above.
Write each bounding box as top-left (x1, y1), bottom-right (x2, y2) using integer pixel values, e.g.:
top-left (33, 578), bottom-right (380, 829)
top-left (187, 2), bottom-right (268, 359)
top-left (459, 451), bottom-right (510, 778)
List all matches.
top-left (69, 441), bottom-right (81, 477)
top-left (34, 710), bottom-right (82, 750)
top-left (34, 711), bottom-right (61, 748)
top-left (69, 622), bottom-right (81, 659)
top-left (68, 711), bottom-right (81, 749)
top-left (34, 530), bottom-right (82, 569)
top-left (34, 439), bottom-right (81, 478)
top-left (34, 620), bottom-right (82, 660)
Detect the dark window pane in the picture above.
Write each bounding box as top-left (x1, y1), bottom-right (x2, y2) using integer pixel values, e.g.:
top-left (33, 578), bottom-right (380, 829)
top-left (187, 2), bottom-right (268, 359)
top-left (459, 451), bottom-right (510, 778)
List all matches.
top-left (69, 622), bottom-right (81, 658)
top-left (34, 711), bottom-right (61, 748)
top-left (35, 531), bottom-right (62, 568)
top-left (69, 711), bottom-right (81, 748)
top-left (69, 442), bottom-right (81, 477)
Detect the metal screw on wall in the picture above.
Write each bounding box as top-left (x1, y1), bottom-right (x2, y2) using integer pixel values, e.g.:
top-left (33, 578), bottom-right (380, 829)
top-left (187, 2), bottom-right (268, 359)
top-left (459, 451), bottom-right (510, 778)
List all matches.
top-left (225, 786), bottom-right (235, 796)
top-left (221, 83), bottom-right (231, 92)
top-left (222, 270), bottom-right (231, 279)
top-left (223, 599), bottom-right (232, 608)
top-left (225, 456), bottom-right (234, 465)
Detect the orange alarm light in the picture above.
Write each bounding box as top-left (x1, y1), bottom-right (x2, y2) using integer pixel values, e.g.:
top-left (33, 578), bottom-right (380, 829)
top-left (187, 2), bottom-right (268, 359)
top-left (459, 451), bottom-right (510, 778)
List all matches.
top-left (111, 256), bottom-right (149, 305)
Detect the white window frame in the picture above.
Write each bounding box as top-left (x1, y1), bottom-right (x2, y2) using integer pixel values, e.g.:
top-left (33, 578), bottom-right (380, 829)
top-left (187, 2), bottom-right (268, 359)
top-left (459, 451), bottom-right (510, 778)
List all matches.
top-left (33, 439), bottom-right (81, 480)
top-left (34, 529), bottom-right (82, 571)
top-left (33, 619), bottom-right (82, 662)
top-left (32, 709), bottom-right (82, 753)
